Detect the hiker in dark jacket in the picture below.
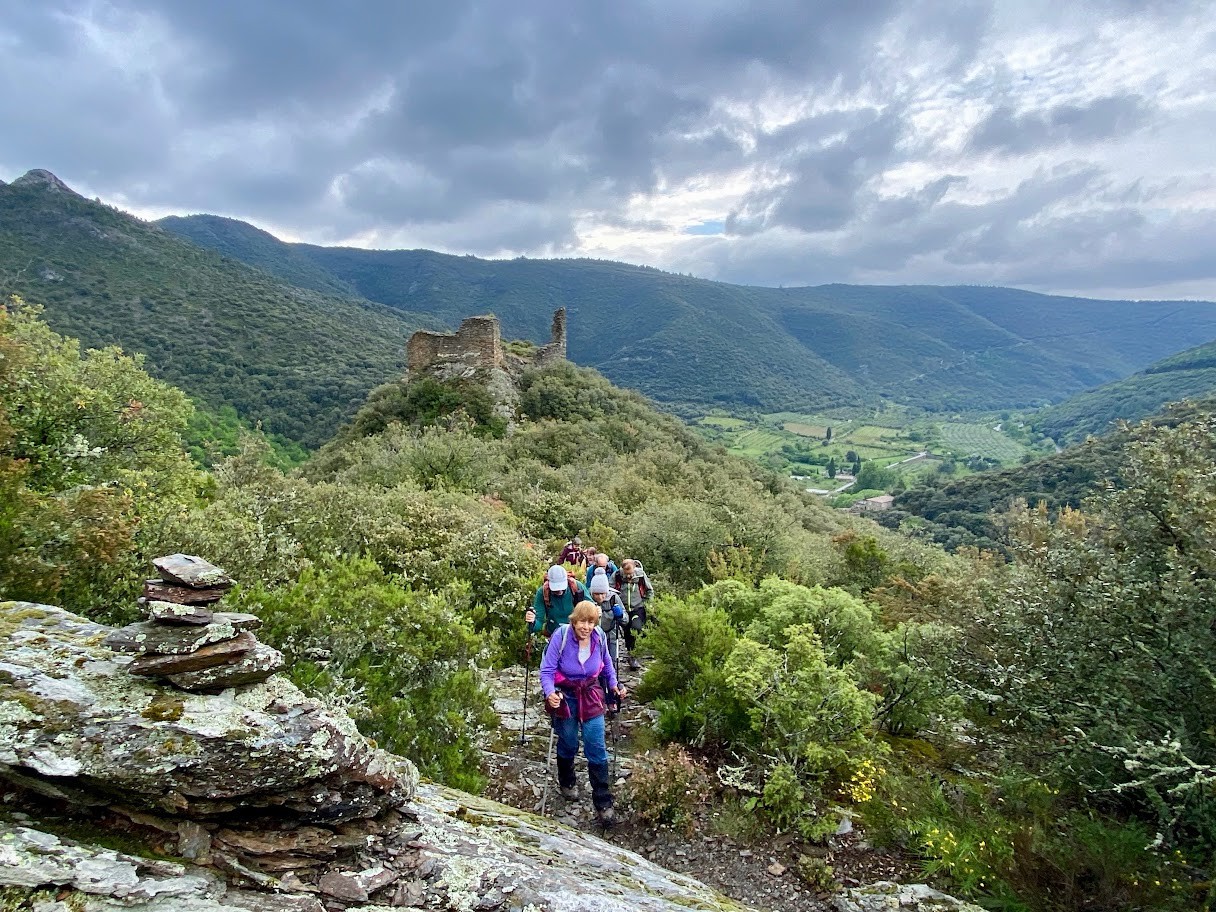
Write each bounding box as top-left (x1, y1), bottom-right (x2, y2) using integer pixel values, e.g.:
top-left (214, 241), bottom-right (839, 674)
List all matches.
top-left (557, 536), bottom-right (585, 568)
top-left (526, 565), bottom-right (589, 635)
top-left (584, 551), bottom-right (619, 590)
top-left (540, 600), bottom-right (627, 825)
top-left (612, 558), bottom-right (653, 669)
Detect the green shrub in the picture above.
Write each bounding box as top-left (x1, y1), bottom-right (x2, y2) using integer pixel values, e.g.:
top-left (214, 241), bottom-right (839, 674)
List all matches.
top-left (229, 557), bottom-right (496, 792)
top-left (626, 745), bottom-right (711, 832)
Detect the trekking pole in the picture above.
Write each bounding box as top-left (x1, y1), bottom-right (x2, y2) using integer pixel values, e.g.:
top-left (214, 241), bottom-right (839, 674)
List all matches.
top-left (611, 696), bottom-right (622, 782)
top-left (610, 627), bottom-right (623, 781)
top-left (538, 725), bottom-right (556, 816)
top-left (519, 634), bottom-right (535, 745)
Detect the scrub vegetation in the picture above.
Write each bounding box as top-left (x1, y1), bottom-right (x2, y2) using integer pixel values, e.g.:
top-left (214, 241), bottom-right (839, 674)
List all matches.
top-left (5, 297), bottom-right (1216, 910)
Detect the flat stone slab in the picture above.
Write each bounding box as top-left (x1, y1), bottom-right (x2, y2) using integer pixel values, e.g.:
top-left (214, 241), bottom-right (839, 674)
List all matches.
top-left (128, 631), bottom-right (258, 676)
top-left (212, 611), bottom-right (262, 631)
top-left (144, 579), bottom-right (228, 605)
top-left (104, 619), bottom-right (240, 655)
top-left (147, 600), bottom-right (214, 626)
top-left (168, 643), bottom-right (285, 691)
top-left (153, 554), bottom-right (233, 590)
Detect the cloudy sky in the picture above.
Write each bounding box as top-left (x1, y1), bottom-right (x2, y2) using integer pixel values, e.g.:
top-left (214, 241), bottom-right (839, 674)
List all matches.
top-left (2, 0), bottom-right (1214, 300)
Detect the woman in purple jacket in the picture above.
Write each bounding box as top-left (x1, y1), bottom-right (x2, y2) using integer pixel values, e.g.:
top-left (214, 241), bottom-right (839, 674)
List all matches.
top-left (540, 600), bottom-right (628, 825)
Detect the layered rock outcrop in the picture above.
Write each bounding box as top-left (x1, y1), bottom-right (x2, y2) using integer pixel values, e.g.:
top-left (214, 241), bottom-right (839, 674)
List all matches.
top-left (0, 600), bottom-right (756, 911)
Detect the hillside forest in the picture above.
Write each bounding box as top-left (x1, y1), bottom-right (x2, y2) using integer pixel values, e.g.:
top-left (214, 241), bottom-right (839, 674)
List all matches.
top-left (4, 292), bottom-right (1216, 912)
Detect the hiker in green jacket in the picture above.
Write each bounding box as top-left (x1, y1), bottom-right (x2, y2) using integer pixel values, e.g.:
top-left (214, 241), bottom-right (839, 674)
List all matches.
top-left (525, 565), bottom-right (590, 635)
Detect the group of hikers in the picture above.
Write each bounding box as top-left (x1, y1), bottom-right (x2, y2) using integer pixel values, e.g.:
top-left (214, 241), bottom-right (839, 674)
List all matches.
top-left (525, 536), bottom-right (654, 827)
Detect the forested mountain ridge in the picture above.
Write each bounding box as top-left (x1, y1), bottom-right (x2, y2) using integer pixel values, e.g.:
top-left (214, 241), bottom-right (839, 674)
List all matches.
top-left (162, 211), bottom-right (1216, 413)
top-left (0, 171), bottom-right (437, 448)
top-left (1032, 336), bottom-right (1216, 444)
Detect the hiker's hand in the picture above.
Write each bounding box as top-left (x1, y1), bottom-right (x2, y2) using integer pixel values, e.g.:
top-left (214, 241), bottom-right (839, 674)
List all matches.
top-left (525, 609), bottom-right (536, 625)
top-left (613, 686), bottom-right (627, 700)
top-left (546, 692), bottom-right (562, 709)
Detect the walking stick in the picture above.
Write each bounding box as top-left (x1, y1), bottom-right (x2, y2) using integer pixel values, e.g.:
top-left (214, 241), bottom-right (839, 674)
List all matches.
top-left (610, 622), bottom-right (623, 781)
top-left (519, 634), bottom-right (535, 745)
top-left (538, 725), bottom-right (556, 816)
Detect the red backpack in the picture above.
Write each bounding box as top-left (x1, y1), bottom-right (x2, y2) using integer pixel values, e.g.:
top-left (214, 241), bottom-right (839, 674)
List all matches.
top-left (542, 572), bottom-right (588, 608)
top-left (612, 569), bottom-right (650, 599)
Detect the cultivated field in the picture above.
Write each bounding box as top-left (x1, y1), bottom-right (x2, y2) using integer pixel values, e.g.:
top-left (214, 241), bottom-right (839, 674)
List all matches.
top-left (937, 422), bottom-right (1030, 462)
top-left (694, 410), bottom-right (1043, 485)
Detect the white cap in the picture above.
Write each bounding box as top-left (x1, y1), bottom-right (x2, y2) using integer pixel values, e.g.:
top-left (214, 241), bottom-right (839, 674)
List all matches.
top-left (589, 568), bottom-right (610, 595)
top-left (547, 565), bottom-right (568, 592)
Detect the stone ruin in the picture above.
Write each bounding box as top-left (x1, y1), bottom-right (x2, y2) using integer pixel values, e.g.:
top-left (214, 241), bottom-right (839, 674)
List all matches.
top-left (406, 307), bottom-right (567, 380)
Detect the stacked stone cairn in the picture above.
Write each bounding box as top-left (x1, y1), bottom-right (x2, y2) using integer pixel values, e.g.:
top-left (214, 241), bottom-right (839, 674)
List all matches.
top-left (103, 553), bottom-right (284, 692)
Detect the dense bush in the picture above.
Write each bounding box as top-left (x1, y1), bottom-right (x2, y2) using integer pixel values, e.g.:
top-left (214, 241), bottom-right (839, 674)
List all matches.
top-left (229, 557), bottom-right (497, 791)
top-left (0, 299), bottom-right (201, 620)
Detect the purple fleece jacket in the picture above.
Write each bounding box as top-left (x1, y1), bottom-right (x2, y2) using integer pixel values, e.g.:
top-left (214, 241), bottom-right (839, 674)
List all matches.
top-left (539, 626), bottom-right (620, 698)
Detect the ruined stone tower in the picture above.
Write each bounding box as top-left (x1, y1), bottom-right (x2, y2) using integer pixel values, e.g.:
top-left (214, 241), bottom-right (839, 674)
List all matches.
top-left (406, 315), bottom-right (504, 378)
top-left (405, 308), bottom-right (567, 378)
top-left (534, 307), bottom-right (567, 366)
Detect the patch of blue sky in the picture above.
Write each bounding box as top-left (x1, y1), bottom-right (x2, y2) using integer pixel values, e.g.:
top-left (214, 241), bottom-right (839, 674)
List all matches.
top-left (685, 220), bottom-right (724, 236)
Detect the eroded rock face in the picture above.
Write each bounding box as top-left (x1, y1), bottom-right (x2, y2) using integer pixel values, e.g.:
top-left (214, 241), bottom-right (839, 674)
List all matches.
top-left (0, 601), bottom-right (416, 821)
top-left (409, 783), bottom-right (757, 912)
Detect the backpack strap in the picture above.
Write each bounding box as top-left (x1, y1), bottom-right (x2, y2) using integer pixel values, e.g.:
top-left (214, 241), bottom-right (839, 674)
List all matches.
top-left (557, 625), bottom-right (607, 661)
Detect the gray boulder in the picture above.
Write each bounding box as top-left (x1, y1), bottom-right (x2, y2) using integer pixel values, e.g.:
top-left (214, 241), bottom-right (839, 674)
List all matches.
top-left (0, 601), bottom-right (415, 821)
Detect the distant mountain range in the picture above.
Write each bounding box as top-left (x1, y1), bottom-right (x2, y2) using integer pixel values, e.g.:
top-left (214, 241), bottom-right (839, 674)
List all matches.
top-left (3, 168), bottom-right (1216, 450)
top-left (160, 213), bottom-right (1216, 414)
top-left (0, 171), bottom-right (436, 448)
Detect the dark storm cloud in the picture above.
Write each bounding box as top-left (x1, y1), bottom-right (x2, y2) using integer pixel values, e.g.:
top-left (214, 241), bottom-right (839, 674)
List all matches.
top-left (0, 0), bottom-right (1212, 296)
top-left (970, 94), bottom-right (1154, 154)
top-left (0, 0), bottom-right (909, 244)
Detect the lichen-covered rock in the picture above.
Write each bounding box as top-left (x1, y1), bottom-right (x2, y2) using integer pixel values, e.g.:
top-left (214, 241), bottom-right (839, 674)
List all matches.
top-left (0, 826), bottom-right (214, 900)
top-left (103, 619), bottom-right (241, 655)
top-left (143, 579), bottom-right (229, 605)
top-left (0, 601), bottom-right (416, 822)
top-left (166, 642), bottom-right (284, 692)
top-left (833, 881), bottom-right (986, 912)
top-left (153, 555), bottom-right (233, 590)
top-left (408, 783), bottom-right (756, 911)
top-left (147, 601), bottom-right (215, 626)
top-left (127, 633), bottom-right (257, 677)
top-left (0, 826), bottom-right (323, 911)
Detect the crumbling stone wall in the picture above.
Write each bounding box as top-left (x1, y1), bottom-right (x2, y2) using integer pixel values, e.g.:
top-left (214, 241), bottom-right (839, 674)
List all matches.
top-left (534, 307), bottom-right (568, 367)
top-left (407, 309), bottom-right (567, 376)
top-left (407, 315), bottom-right (504, 376)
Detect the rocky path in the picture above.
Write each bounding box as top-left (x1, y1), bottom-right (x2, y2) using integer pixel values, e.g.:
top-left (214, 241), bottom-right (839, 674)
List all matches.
top-left (482, 659), bottom-right (923, 912)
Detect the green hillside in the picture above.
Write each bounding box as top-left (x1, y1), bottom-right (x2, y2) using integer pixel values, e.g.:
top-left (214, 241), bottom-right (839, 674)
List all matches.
top-left (160, 214), bottom-right (1216, 413)
top-left (0, 171), bottom-right (434, 448)
top-left (1032, 337), bottom-right (1216, 444)
top-left (891, 395), bottom-right (1216, 553)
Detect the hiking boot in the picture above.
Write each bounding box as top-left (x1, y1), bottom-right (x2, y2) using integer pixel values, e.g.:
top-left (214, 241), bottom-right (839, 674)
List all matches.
top-left (597, 805), bottom-right (616, 827)
top-left (627, 655), bottom-right (641, 670)
top-left (560, 785), bottom-right (579, 800)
